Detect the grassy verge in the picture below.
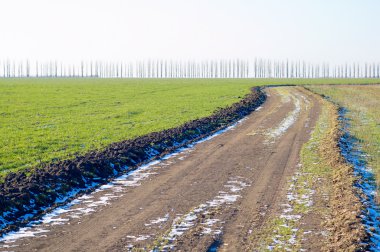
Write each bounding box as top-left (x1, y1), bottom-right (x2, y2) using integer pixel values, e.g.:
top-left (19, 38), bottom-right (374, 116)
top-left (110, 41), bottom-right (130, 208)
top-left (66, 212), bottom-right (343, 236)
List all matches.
top-left (1, 78), bottom-right (379, 175)
top-left (254, 88), bottom-right (366, 251)
top-left (253, 88), bottom-right (329, 251)
top-left (307, 85), bottom-right (380, 189)
top-left (316, 96), bottom-right (365, 251)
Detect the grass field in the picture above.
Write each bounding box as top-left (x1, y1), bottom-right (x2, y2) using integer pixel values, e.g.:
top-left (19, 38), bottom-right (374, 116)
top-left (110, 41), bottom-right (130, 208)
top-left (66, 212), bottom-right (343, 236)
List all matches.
top-left (309, 85), bottom-right (380, 185)
top-left (1, 78), bottom-right (380, 175)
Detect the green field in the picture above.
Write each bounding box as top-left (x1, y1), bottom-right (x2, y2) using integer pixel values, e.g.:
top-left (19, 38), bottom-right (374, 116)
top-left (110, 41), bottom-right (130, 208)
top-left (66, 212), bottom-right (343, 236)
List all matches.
top-left (308, 85), bottom-right (380, 184)
top-left (1, 78), bottom-right (380, 176)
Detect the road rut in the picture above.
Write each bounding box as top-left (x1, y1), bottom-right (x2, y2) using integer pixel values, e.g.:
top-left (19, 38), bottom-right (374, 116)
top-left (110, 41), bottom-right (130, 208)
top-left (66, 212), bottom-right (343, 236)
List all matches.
top-left (0, 86), bottom-right (321, 252)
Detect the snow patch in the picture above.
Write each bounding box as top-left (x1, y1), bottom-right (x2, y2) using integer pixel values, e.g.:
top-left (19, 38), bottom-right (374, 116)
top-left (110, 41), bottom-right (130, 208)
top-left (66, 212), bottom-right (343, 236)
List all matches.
top-left (145, 213), bottom-right (170, 227)
top-left (339, 109), bottom-right (380, 250)
top-left (0, 117), bottom-right (249, 248)
top-left (267, 171), bottom-right (314, 251)
top-left (152, 177), bottom-right (250, 250)
top-left (265, 93), bottom-right (303, 144)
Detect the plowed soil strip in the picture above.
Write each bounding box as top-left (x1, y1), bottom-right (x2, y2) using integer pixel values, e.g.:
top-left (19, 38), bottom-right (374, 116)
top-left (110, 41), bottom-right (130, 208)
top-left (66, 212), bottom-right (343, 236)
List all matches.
top-left (0, 87), bottom-right (321, 252)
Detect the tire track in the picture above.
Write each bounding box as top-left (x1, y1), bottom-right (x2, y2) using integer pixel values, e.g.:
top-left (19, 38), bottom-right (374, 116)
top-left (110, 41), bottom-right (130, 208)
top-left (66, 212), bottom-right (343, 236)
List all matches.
top-left (0, 87), bottom-right (321, 252)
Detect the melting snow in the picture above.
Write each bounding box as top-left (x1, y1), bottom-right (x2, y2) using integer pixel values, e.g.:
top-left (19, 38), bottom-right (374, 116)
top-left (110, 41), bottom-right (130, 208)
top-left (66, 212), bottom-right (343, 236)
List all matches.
top-left (0, 228), bottom-right (49, 244)
top-left (266, 94), bottom-right (301, 141)
top-left (339, 109), bottom-right (380, 250)
top-left (0, 116), bottom-right (249, 248)
top-left (145, 213), bottom-right (170, 227)
top-left (267, 171), bottom-right (314, 251)
top-left (150, 178), bottom-right (250, 250)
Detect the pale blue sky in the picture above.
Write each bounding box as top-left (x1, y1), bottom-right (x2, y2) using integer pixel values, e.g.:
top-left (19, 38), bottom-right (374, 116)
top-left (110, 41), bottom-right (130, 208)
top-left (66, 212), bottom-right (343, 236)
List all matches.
top-left (0, 0), bottom-right (379, 64)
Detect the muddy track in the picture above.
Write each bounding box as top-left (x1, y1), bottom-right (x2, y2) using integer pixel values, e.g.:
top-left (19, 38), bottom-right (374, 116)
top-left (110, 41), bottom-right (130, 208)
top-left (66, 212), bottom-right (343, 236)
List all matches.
top-left (0, 86), bottom-right (321, 251)
top-left (0, 88), bottom-right (264, 235)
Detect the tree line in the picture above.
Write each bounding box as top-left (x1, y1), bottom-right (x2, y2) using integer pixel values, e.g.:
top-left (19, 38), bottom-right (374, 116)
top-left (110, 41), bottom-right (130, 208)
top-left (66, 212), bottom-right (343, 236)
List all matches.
top-left (1, 59), bottom-right (379, 78)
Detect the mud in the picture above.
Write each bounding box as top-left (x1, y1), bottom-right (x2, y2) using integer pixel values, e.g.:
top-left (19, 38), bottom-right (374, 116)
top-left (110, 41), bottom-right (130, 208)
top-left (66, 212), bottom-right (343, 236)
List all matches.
top-left (0, 87), bottom-right (321, 252)
top-left (0, 87), bottom-right (265, 235)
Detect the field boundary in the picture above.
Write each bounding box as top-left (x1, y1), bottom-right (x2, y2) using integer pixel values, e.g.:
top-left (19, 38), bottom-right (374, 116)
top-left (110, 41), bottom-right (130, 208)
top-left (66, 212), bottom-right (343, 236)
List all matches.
top-left (0, 87), bottom-right (265, 235)
top-left (304, 87), bottom-right (367, 251)
top-left (264, 83), bottom-right (380, 88)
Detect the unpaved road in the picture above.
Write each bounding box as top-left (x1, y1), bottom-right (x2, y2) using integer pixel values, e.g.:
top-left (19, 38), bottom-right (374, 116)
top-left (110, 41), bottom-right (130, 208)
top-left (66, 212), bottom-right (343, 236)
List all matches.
top-left (0, 86), bottom-right (321, 252)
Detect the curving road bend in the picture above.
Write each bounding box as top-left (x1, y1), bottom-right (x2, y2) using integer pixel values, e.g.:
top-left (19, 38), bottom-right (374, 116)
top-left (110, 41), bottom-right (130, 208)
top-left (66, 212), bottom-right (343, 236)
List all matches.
top-left (0, 86), bottom-right (321, 252)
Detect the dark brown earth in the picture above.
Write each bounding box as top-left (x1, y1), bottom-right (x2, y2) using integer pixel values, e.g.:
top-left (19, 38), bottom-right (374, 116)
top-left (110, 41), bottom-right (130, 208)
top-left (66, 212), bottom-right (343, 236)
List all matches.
top-left (1, 87), bottom-right (322, 251)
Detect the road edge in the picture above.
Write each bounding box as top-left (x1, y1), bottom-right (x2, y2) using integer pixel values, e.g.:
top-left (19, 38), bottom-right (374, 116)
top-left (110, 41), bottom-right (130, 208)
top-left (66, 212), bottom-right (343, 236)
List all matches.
top-left (304, 87), bottom-right (367, 251)
top-left (0, 87), bottom-right (266, 236)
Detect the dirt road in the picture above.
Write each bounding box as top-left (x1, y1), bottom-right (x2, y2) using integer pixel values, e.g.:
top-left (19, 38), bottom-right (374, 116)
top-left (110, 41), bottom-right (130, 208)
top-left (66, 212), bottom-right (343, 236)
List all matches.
top-left (0, 86), bottom-right (321, 251)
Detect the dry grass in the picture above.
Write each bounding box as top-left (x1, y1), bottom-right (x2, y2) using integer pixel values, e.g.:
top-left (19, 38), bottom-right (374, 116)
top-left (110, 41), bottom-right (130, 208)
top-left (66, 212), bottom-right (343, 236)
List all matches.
top-left (309, 85), bottom-right (380, 189)
top-left (319, 102), bottom-right (365, 251)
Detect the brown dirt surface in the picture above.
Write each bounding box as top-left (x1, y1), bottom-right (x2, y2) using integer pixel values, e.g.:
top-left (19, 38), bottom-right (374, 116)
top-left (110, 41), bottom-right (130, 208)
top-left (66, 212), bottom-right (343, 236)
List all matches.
top-left (0, 86), bottom-right (323, 252)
